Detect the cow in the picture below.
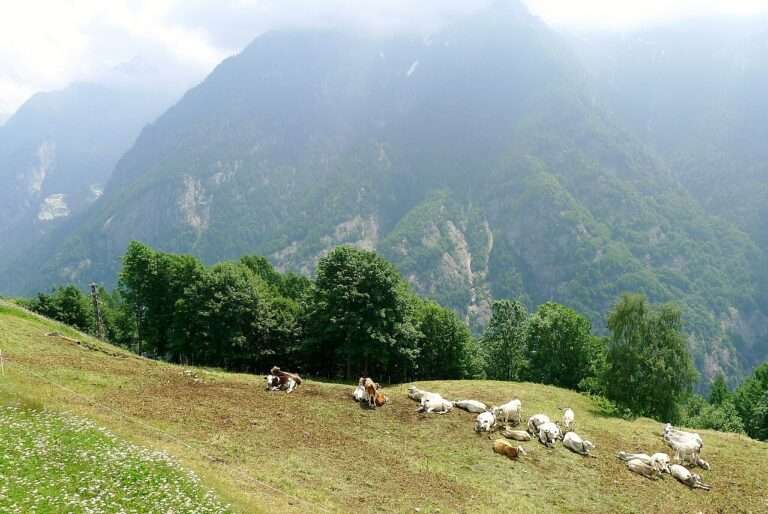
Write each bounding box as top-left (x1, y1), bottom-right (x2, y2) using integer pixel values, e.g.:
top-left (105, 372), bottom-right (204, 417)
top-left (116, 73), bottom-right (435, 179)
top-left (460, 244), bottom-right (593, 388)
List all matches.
top-left (562, 432), bottom-right (594, 456)
top-left (617, 451), bottom-right (670, 473)
top-left (663, 424), bottom-right (703, 448)
top-left (353, 378), bottom-right (366, 402)
top-left (537, 421), bottom-right (561, 447)
top-left (493, 439), bottom-right (527, 460)
top-left (662, 423), bottom-right (708, 469)
top-left (407, 385), bottom-right (430, 402)
top-left (562, 407), bottom-right (575, 433)
top-left (669, 464), bottom-right (711, 491)
top-left (650, 453), bottom-right (671, 474)
top-left (265, 367), bottom-right (302, 393)
top-left (265, 374), bottom-right (299, 393)
top-left (527, 414), bottom-right (551, 435)
top-left (501, 429), bottom-right (532, 442)
top-left (418, 396), bottom-right (454, 414)
top-left (492, 399), bottom-right (522, 426)
top-left (625, 458), bottom-right (662, 480)
top-left (474, 411), bottom-right (497, 433)
top-left (455, 400), bottom-right (488, 413)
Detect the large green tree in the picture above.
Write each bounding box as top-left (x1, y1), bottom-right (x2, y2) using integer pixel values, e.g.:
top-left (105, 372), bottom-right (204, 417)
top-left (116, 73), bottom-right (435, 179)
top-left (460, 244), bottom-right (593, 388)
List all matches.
top-left (118, 241), bottom-right (205, 356)
top-left (414, 299), bottom-right (476, 380)
top-left (173, 262), bottom-right (299, 370)
top-left (734, 363), bottom-right (768, 440)
top-left (525, 302), bottom-right (596, 389)
top-left (481, 300), bottom-right (529, 381)
top-left (306, 246), bottom-right (418, 380)
top-left (604, 294), bottom-right (697, 422)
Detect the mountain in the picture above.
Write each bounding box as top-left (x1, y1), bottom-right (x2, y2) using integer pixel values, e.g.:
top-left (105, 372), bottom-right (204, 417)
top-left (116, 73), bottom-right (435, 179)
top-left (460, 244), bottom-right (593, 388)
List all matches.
top-left (0, 82), bottom-right (173, 269)
top-left (1, 1), bottom-right (765, 383)
top-left (571, 17), bottom-right (768, 253)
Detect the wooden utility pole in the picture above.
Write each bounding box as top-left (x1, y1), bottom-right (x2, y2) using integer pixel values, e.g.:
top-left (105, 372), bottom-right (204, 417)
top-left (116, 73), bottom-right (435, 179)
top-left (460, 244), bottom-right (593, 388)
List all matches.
top-left (89, 283), bottom-right (105, 340)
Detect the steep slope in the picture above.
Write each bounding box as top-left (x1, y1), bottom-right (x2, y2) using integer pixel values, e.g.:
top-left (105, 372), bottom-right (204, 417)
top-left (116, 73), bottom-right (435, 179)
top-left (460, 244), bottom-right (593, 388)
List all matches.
top-left (2, 1), bottom-right (765, 382)
top-left (1, 300), bottom-right (766, 513)
top-left (571, 18), bottom-right (768, 251)
top-left (0, 82), bottom-right (173, 269)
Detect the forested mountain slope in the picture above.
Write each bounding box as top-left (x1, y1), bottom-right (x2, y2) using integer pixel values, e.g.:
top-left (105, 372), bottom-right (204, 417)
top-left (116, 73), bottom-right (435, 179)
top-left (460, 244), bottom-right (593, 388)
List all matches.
top-left (572, 18), bottom-right (768, 253)
top-left (0, 82), bottom-right (172, 269)
top-left (1, 1), bottom-right (765, 383)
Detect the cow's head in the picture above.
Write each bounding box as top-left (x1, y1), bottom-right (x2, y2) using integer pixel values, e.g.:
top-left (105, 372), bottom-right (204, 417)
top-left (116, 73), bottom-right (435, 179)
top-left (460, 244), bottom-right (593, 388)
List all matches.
top-left (265, 375), bottom-right (279, 389)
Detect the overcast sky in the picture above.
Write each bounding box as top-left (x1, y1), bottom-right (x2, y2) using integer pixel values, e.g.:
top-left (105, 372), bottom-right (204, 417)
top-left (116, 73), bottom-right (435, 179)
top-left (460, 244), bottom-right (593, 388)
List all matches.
top-left (1, 0), bottom-right (768, 123)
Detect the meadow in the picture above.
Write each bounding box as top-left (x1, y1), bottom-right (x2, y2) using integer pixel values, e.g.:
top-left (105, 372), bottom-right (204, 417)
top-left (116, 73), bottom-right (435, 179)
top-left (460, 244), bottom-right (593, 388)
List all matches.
top-left (1, 300), bottom-right (766, 513)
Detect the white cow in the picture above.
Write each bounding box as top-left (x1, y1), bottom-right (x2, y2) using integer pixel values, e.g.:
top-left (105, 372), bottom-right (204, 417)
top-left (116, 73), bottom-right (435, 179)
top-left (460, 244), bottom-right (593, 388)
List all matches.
top-left (617, 451), bottom-right (671, 474)
top-left (492, 399), bottom-right (522, 425)
top-left (669, 464), bottom-right (711, 490)
top-left (353, 378), bottom-right (366, 402)
top-left (537, 421), bottom-right (561, 447)
top-left (650, 453), bottom-right (671, 474)
top-left (474, 411), bottom-right (497, 433)
top-left (502, 429), bottom-right (532, 441)
top-left (663, 423), bottom-right (708, 469)
top-left (407, 385), bottom-right (429, 401)
top-left (527, 414), bottom-right (551, 435)
top-left (562, 432), bottom-right (593, 455)
top-left (562, 408), bottom-right (575, 432)
top-left (419, 396), bottom-right (454, 414)
top-left (626, 458), bottom-right (661, 480)
top-left (455, 400), bottom-right (488, 413)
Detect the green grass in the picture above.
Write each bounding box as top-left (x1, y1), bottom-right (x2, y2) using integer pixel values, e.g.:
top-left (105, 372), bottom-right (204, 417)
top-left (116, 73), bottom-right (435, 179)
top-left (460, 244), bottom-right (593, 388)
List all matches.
top-left (1, 299), bottom-right (767, 513)
top-left (0, 399), bottom-right (229, 513)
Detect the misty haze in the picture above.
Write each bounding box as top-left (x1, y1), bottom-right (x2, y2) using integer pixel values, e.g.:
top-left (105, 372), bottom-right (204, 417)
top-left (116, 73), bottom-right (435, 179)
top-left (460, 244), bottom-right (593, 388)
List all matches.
top-left (0, 1), bottom-right (767, 512)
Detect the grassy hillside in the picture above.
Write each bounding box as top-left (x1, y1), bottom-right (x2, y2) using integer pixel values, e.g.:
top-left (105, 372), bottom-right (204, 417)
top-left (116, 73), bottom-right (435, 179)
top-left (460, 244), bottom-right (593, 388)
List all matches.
top-left (0, 300), bottom-right (766, 513)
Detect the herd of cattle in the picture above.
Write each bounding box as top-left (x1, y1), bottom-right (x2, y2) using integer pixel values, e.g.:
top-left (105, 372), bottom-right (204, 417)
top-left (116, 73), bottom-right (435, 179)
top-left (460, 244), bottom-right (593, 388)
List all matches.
top-left (264, 367), bottom-right (713, 492)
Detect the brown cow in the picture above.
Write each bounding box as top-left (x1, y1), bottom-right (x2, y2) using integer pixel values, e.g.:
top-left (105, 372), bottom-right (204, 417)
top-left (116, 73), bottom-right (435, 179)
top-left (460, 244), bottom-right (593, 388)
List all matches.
top-left (266, 366), bottom-right (302, 393)
top-left (493, 439), bottom-right (527, 460)
top-left (362, 377), bottom-right (387, 408)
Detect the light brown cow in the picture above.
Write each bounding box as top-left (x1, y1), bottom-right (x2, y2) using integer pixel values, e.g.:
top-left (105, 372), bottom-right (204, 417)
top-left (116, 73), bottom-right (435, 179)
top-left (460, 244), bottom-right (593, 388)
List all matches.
top-left (493, 439), bottom-right (527, 460)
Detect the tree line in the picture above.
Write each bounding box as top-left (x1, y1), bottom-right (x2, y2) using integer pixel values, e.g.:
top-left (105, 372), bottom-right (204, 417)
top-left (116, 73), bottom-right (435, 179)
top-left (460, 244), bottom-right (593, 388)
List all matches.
top-left (20, 241), bottom-right (768, 441)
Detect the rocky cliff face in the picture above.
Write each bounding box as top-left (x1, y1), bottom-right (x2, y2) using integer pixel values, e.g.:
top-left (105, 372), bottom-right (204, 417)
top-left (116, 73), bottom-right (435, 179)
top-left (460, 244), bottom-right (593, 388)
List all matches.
top-left (0, 83), bottom-right (172, 269)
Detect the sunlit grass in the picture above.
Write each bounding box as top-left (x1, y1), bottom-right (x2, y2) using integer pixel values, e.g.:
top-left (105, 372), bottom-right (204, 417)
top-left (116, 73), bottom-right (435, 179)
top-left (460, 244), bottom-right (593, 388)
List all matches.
top-left (0, 402), bottom-right (230, 513)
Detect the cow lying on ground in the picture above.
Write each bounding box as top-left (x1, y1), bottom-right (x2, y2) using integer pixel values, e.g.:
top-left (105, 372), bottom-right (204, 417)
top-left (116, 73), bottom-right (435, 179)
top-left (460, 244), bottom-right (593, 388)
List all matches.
top-left (502, 429), bottom-right (532, 441)
top-left (418, 396), bottom-right (454, 414)
top-left (455, 400), bottom-right (488, 413)
top-left (474, 411), bottom-right (496, 433)
top-left (408, 386), bottom-right (435, 402)
top-left (265, 366), bottom-right (302, 393)
top-left (353, 378), bottom-right (366, 401)
top-left (669, 464), bottom-right (711, 491)
top-left (617, 451), bottom-right (671, 474)
top-left (492, 399), bottom-right (522, 426)
top-left (265, 367), bottom-right (302, 393)
top-left (537, 421), bottom-right (561, 447)
top-left (625, 458), bottom-right (662, 480)
top-left (562, 432), bottom-right (593, 456)
top-left (493, 439), bottom-right (527, 460)
top-left (527, 414), bottom-right (551, 435)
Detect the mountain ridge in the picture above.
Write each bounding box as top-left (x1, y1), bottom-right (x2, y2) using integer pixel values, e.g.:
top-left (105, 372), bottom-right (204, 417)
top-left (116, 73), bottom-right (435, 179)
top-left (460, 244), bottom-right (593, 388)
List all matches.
top-left (1, 1), bottom-right (766, 384)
